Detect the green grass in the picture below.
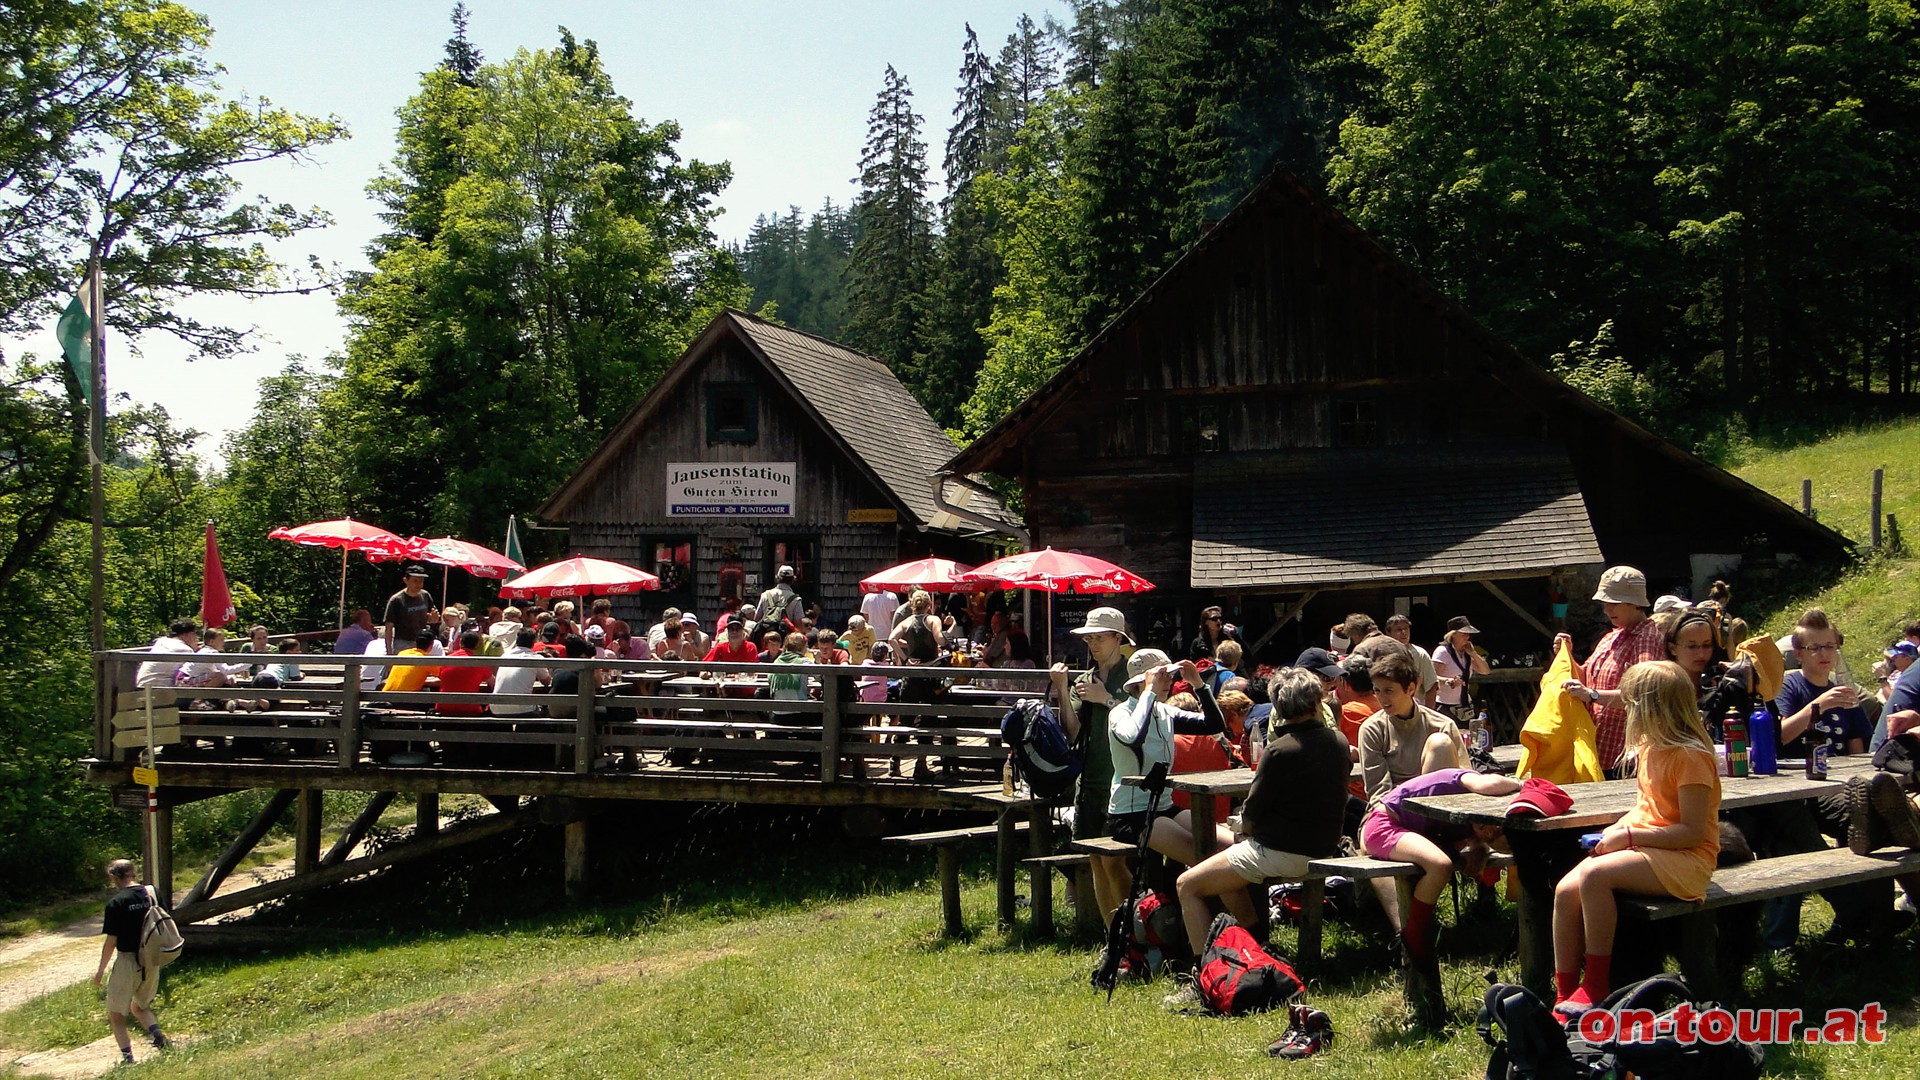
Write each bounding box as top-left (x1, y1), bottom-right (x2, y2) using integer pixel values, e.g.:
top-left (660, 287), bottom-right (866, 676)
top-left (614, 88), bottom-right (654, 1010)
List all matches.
top-left (1732, 417), bottom-right (1920, 675)
top-left (3, 842), bottom-right (1917, 1079)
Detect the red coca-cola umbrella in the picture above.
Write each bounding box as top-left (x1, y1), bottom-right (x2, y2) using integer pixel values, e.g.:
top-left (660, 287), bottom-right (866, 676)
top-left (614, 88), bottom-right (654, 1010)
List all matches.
top-left (962, 548), bottom-right (1155, 662)
top-left (499, 556), bottom-right (659, 599)
top-left (267, 517), bottom-right (413, 628)
top-left (860, 556), bottom-right (988, 594)
top-left (382, 536), bottom-right (527, 599)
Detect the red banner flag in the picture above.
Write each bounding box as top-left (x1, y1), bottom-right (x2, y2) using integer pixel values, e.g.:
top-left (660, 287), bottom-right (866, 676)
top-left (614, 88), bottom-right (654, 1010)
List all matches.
top-left (200, 521), bottom-right (235, 629)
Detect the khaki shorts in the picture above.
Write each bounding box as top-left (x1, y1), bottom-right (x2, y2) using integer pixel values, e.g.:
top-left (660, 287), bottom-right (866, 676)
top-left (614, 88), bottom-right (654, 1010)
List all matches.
top-left (1223, 837), bottom-right (1313, 883)
top-left (105, 950), bottom-right (158, 1014)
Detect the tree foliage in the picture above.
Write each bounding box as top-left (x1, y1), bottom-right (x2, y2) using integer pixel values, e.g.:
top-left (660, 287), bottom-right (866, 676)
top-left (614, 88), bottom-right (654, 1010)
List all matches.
top-left (333, 25), bottom-right (745, 542)
top-left (844, 65), bottom-right (935, 398)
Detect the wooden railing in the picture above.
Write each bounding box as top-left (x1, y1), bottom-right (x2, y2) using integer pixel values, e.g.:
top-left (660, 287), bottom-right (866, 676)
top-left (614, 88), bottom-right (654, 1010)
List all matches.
top-left (94, 649), bottom-right (1057, 783)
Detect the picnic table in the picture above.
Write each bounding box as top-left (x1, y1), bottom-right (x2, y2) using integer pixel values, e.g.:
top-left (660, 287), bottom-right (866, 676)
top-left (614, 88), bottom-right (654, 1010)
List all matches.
top-left (1122, 744), bottom-right (1523, 867)
top-left (1401, 754), bottom-right (1877, 995)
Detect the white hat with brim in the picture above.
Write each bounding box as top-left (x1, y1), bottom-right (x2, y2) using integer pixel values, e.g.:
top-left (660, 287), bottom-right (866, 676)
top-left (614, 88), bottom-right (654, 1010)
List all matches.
top-left (1070, 606), bottom-right (1133, 644)
top-left (1652, 594), bottom-right (1688, 614)
top-left (1123, 647), bottom-right (1172, 689)
top-left (1592, 565), bottom-right (1650, 608)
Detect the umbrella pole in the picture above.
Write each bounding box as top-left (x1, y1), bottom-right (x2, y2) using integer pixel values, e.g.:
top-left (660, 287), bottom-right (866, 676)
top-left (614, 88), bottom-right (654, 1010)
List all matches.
top-left (1046, 590), bottom-right (1053, 665)
top-left (442, 565), bottom-right (449, 609)
top-left (337, 547), bottom-right (348, 629)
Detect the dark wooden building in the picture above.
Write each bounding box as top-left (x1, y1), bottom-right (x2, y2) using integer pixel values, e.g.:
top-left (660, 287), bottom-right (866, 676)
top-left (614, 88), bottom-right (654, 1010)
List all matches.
top-left (542, 310), bottom-right (1018, 624)
top-left (945, 171), bottom-right (1851, 664)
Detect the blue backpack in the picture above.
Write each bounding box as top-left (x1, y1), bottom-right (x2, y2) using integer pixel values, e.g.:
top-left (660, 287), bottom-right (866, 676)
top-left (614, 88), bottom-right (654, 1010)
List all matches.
top-left (1000, 699), bottom-right (1083, 797)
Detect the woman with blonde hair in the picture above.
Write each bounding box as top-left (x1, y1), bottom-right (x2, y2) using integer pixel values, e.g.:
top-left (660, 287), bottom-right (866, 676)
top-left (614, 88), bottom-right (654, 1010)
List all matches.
top-left (1552, 661), bottom-right (1720, 1018)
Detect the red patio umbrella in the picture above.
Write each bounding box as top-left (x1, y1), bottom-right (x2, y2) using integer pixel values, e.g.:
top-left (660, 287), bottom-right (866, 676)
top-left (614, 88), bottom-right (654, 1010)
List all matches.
top-left (962, 547), bottom-right (1155, 661)
top-left (200, 520), bottom-right (235, 630)
top-left (267, 517), bottom-right (413, 628)
top-left (390, 536), bottom-right (528, 599)
top-left (498, 556), bottom-right (660, 599)
top-left (860, 556), bottom-right (987, 594)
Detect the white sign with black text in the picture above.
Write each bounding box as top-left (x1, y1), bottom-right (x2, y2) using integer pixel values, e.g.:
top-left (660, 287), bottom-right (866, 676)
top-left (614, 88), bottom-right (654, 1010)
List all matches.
top-left (666, 462), bottom-right (796, 517)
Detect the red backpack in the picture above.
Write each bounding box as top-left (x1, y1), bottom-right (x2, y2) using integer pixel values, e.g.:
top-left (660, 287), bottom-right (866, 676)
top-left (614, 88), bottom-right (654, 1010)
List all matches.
top-left (1195, 913), bottom-right (1303, 1016)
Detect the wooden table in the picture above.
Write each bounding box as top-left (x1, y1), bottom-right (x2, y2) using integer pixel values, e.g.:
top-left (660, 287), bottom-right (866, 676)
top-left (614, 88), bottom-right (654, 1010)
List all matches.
top-left (1402, 755), bottom-right (1873, 992)
top-left (949, 783), bottom-right (1054, 929)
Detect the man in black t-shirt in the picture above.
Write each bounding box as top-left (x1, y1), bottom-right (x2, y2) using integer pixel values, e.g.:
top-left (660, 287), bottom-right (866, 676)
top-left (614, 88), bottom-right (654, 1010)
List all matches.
top-left (382, 565), bottom-right (440, 653)
top-left (92, 859), bottom-right (169, 1064)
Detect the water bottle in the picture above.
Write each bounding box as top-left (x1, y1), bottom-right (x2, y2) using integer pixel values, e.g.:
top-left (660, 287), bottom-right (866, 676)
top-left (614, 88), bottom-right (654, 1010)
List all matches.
top-left (1725, 709), bottom-right (1749, 778)
top-left (1002, 753), bottom-right (1017, 798)
top-left (1747, 706), bottom-right (1778, 776)
top-left (1469, 710), bottom-right (1492, 754)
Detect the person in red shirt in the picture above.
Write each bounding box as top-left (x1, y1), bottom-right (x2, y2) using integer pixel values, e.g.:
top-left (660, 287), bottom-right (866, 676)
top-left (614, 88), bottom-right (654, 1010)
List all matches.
top-left (703, 619), bottom-right (761, 664)
top-left (435, 630), bottom-right (494, 717)
top-left (1335, 654), bottom-right (1380, 799)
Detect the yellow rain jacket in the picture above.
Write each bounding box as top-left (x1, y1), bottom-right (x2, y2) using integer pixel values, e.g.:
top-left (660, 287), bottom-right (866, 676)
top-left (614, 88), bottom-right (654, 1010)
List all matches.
top-left (1518, 638), bottom-right (1605, 785)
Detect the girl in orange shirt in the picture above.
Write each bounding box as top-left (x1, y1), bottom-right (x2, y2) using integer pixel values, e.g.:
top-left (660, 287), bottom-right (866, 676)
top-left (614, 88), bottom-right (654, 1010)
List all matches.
top-left (1552, 660), bottom-right (1721, 1017)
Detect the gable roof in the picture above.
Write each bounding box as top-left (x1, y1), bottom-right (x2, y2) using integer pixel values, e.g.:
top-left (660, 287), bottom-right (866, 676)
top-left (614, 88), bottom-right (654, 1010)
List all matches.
top-left (540, 309), bottom-right (1016, 533)
top-left (944, 171), bottom-right (1849, 558)
top-left (1192, 443), bottom-right (1604, 590)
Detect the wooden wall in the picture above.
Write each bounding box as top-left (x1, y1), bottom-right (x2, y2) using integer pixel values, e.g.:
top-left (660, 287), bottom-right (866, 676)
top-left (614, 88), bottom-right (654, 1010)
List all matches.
top-left (559, 334), bottom-right (909, 625)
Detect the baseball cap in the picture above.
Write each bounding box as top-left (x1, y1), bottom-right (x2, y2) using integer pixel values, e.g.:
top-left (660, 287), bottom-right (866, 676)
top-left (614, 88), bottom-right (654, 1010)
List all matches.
top-left (679, 612), bottom-right (698, 626)
top-left (1294, 647), bottom-right (1343, 679)
top-left (584, 624), bottom-right (605, 641)
top-left (403, 565), bottom-right (429, 578)
top-left (1887, 641), bottom-right (1919, 660)
top-left (1507, 778), bottom-right (1575, 819)
top-left (1123, 648), bottom-right (1173, 689)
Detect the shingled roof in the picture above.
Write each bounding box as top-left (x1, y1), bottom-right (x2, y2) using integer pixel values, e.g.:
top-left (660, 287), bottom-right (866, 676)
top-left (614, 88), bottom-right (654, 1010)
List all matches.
top-left (540, 309), bottom-right (1016, 533)
top-left (1191, 443), bottom-right (1604, 589)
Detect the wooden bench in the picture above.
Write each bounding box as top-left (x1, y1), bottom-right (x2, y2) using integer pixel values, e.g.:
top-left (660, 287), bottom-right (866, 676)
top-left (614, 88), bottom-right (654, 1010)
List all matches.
top-left (1021, 852), bottom-right (1098, 938)
top-left (884, 821), bottom-right (1031, 936)
top-left (1618, 845), bottom-right (1920, 998)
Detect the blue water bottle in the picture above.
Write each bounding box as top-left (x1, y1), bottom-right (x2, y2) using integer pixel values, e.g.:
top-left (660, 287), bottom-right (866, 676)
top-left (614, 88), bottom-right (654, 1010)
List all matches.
top-left (1748, 705), bottom-right (1778, 776)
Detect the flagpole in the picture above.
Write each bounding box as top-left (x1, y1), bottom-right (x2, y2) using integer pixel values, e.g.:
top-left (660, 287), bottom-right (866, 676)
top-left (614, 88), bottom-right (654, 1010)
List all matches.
top-left (88, 251), bottom-right (107, 657)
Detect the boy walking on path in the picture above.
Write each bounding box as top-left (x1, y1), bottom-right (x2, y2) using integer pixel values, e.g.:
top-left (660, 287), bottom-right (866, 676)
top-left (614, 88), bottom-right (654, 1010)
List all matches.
top-left (93, 859), bottom-right (169, 1064)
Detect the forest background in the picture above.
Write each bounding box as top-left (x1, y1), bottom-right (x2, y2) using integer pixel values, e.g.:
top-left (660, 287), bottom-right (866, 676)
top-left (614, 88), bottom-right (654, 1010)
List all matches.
top-left (4, 0), bottom-right (1919, 902)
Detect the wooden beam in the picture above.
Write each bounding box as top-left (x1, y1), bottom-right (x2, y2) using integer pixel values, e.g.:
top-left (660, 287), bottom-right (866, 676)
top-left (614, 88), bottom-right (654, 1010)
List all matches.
top-left (293, 790), bottom-right (322, 875)
top-left (321, 791), bottom-right (396, 868)
top-left (1248, 590), bottom-right (1319, 654)
top-left (819, 665), bottom-right (843, 783)
top-left (1479, 579), bottom-right (1552, 638)
top-left (564, 817), bottom-right (590, 903)
top-left (180, 789), bottom-right (299, 907)
top-left (172, 806), bottom-right (535, 924)
top-left (415, 792), bottom-right (439, 838)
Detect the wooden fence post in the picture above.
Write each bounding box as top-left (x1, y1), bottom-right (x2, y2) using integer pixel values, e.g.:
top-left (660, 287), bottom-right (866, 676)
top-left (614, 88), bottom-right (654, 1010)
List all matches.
top-left (574, 661), bottom-right (598, 775)
top-left (338, 662), bottom-right (361, 768)
top-left (1802, 479), bottom-right (1814, 517)
top-left (1872, 468), bottom-right (1885, 549)
top-left (820, 665), bottom-right (843, 782)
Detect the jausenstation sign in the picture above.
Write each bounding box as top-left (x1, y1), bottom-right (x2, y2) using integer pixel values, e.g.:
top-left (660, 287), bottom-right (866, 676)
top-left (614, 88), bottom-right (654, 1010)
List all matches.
top-left (666, 462), bottom-right (797, 517)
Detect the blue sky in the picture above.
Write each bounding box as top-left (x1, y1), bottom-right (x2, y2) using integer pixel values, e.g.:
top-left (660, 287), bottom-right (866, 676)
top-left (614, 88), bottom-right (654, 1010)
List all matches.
top-left (52, 0), bottom-right (1065, 462)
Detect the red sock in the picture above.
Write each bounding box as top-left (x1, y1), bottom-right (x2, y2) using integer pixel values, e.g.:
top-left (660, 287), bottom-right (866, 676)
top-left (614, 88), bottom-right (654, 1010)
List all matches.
top-left (1405, 897), bottom-right (1436, 959)
top-left (1554, 970), bottom-right (1580, 1002)
top-left (1582, 953), bottom-right (1612, 1002)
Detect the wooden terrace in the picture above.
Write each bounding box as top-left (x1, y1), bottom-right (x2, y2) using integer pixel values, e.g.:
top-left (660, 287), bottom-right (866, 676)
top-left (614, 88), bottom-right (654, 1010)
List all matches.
top-left (85, 649), bottom-right (1056, 925)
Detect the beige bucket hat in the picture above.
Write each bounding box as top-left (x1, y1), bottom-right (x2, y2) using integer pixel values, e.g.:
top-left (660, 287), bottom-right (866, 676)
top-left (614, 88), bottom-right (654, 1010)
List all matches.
top-left (1070, 606), bottom-right (1133, 644)
top-left (1592, 565), bottom-right (1650, 607)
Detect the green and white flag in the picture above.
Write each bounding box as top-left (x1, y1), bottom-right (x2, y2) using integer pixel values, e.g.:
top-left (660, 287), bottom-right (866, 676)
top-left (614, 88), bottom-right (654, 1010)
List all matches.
top-left (54, 270), bottom-right (97, 402)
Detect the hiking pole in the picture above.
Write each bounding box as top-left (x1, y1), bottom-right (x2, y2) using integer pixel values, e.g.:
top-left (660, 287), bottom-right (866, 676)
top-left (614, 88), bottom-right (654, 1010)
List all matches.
top-left (1094, 761), bottom-right (1170, 1001)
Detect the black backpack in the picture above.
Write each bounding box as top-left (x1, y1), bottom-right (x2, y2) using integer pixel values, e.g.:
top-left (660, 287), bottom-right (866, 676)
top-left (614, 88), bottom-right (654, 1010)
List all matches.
top-left (1478, 981), bottom-right (1610, 1080)
top-left (1000, 699), bottom-right (1083, 798)
top-left (1591, 974), bottom-right (1764, 1080)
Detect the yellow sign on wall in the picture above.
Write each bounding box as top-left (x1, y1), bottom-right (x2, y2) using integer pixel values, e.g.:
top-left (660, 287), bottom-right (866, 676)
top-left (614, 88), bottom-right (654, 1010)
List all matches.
top-left (847, 508), bottom-right (898, 524)
top-left (132, 766), bottom-right (159, 788)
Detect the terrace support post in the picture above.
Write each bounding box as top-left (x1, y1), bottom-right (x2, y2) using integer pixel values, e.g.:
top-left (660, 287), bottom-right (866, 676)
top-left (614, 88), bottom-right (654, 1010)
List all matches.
top-left (938, 845), bottom-right (963, 937)
top-left (996, 807), bottom-right (1020, 929)
top-left (574, 662), bottom-right (598, 775)
top-left (293, 790), bottom-right (323, 875)
top-left (415, 792), bottom-right (439, 838)
top-left (564, 816), bottom-right (591, 903)
top-left (144, 805), bottom-right (173, 906)
top-left (338, 662), bottom-right (361, 768)
top-left (820, 664), bottom-right (843, 782)
top-left (1802, 479), bottom-right (1813, 517)
top-left (1873, 468), bottom-right (1885, 549)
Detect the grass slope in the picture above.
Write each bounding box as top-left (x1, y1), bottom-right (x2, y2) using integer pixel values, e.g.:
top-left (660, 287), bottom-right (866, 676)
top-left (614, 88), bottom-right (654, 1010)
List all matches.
top-left (3, 840), bottom-right (1917, 1079)
top-left (1732, 418), bottom-right (1920, 672)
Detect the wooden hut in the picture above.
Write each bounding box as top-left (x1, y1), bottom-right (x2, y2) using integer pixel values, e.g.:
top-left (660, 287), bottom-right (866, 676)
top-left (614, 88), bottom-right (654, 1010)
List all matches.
top-left (541, 309), bottom-right (1018, 624)
top-left (944, 171), bottom-right (1851, 667)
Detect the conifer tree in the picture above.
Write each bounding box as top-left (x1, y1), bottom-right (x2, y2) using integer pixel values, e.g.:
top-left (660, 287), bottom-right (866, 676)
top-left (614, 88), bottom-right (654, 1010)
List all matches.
top-left (844, 65), bottom-right (934, 396)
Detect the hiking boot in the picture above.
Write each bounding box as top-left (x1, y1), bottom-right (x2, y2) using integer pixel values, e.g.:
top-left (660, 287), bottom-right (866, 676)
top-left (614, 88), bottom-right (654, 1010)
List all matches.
top-left (1161, 974), bottom-right (1207, 1014)
top-left (1846, 775), bottom-right (1882, 855)
top-left (149, 1029), bottom-right (168, 1050)
top-left (1267, 1006), bottom-right (1334, 1059)
top-left (1868, 772), bottom-right (1920, 850)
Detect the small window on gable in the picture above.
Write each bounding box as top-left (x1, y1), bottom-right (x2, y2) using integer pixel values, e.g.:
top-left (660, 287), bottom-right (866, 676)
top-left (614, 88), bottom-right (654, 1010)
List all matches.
top-left (706, 383), bottom-right (757, 444)
top-left (1180, 404), bottom-right (1223, 454)
top-left (1336, 399), bottom-right (1377, 447)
